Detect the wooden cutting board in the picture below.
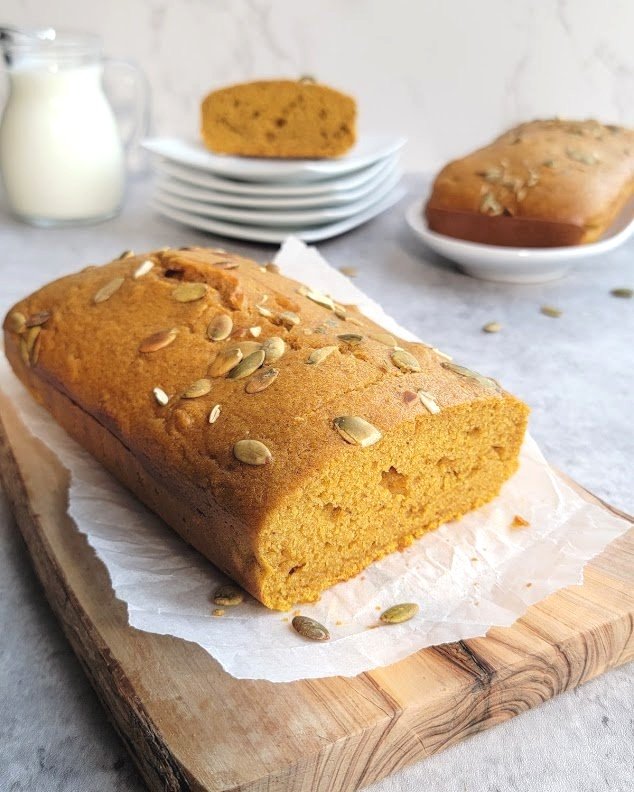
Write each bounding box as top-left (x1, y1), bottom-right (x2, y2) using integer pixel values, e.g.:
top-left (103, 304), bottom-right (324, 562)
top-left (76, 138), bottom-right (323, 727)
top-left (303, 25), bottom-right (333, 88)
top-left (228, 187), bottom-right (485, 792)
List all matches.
top-left (0, 390), bottom-right (632, 792)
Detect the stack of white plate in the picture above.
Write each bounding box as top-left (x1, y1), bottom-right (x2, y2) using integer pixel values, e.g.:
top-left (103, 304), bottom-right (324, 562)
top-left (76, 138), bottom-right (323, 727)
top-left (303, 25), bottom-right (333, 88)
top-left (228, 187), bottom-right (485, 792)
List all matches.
top-left (142, 134), bottom-right (406, 244)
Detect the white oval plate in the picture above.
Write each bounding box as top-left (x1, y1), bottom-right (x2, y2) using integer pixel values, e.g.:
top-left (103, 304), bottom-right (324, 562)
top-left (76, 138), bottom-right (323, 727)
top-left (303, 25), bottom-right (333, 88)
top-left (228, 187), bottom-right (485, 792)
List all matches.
top-left (142, 134), bottom-right (407, 183)
top-left (156, 162), bottom-right (400, 209)
top-left (406, 200), bottom-right (634, 283)
top-left (154, 169), bottom-right (402, 226)
top-left (151, 185), bottom-right (406, 244)
top-left (154, 156), bottom-right (397, 197)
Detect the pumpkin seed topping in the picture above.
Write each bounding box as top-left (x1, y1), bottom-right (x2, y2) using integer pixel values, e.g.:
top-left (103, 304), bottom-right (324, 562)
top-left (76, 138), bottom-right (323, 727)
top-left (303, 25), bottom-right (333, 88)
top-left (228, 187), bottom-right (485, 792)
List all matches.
top-left (482, 321), bottom-right (502, 333)
top-left (540, 305), bottom-right (562, 318)
top-left (477, 166), bottom-right (502, 183)
top-left (307, 345), bottom-right (337, 365)
top-left (441, 361), bottom-right (498, 390)
top-left (261, 336), bottom-right (285, 363)
top-left (26, 311), bottom-right (51, 328)
top-left (278, 310), bottom-right (300, 329)
top-left (370, 332), bottom-right (397, 347)
top-left (610, 287), bottom-right (633, 299)
top-left (418, 390), bottom-right (441, 414)
top-left (233, 438), bottom-right (272, 466)
top-left (117, 249), bottom-right (135, 260)
top-left (333, 303), bottom-right (347, 320)
top-left (380, 603), bottom-right (419, 624)
top-left (256, 304), bottom-right (274, 318)
top-left (207, 313), bottom-right (233, 341)
top-left (542, 159), bottom-right (557, 168)
top-left (304, 289), bottom-right (335, 311)
top-left (208, 404), bottom-right (221, 424)
top-left (566, 148), bottom-right (598, 165)
top-left (245, 367), bottom-right (279, 393)
top-left (7, 311), bottom-right (27, 334)
top-left (183, 378), bottom-right (212, 398)
top-left (391, 349), bottom-right (421, 373)
top-left (133, 259), bottom-right (154, 279)
top-left (94, 276), bottom-right (124, 303)
top-left (227, 349), bottom-right (265, 380)
top-left (213, 583), bottom-right (244, 607)
top-left (231, 341), bottom-right (262, 357)
top-left (265, 262), bottom-right (280, 274)
top-left (249, 326), bottom-right (262, 337)
top-left (30, 333), bottom-right (42, 365)
top-left (153, 387), bottom-right (169, 406)
top-left (172, 282), bottom-right (208, 302)
top-left (480, 191), bottom-right (504, 216)
top-left (291, 615), bottom-right (330, 641)
top-left (209, 347), bottom-right (243, 377)
top-left (333, 416), bottom-right (382, 447)
top-left (337, 333), bottom-right (363, 345)
top-left (19, 336), bottom-right (29, 366)
top-left (139, 328), bottom-right (178, 353)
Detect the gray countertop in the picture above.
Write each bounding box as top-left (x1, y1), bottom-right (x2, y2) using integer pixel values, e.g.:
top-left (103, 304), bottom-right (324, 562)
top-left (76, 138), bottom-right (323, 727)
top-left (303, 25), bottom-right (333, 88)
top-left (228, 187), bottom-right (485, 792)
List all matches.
top-left (0, 175), bottom-right (632, 792)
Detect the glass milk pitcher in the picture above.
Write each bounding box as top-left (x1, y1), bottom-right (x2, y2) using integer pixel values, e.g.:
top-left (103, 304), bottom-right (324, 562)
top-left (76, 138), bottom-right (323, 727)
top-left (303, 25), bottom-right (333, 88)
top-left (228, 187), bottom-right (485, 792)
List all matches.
top-left (0, 27), bottom-right (149, 226)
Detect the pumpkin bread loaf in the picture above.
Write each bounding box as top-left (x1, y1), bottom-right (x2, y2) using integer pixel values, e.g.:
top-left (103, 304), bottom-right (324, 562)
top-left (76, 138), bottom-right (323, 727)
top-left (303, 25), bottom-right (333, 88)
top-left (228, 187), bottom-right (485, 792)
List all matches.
top-left (426, 119), bottom-right (634, 247)
top-left (4, 248), bottom-right (528, 610)
top-left (201, 79), bottom-right (356, 158)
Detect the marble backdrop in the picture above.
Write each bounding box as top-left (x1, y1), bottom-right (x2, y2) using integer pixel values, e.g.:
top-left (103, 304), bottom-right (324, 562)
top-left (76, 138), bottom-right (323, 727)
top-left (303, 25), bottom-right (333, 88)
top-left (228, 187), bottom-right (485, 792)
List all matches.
top-left (2, 0), bottom-right (633, 168)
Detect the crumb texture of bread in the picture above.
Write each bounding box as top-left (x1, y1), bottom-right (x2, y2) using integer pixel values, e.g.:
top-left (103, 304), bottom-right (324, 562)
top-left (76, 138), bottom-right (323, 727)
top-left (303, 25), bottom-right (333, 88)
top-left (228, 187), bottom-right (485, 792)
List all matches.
top-left (4, 248), bottom-right (528, 610)
top-left (426, 118), bottom-right (634, 247)
top-left (201, 80), bottom-right (356, 158)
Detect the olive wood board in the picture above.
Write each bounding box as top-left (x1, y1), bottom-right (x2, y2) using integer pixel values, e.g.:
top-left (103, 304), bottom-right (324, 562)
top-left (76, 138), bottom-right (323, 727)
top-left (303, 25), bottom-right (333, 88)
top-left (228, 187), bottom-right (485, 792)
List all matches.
top-left (0, 391), bottom-right (632, 792)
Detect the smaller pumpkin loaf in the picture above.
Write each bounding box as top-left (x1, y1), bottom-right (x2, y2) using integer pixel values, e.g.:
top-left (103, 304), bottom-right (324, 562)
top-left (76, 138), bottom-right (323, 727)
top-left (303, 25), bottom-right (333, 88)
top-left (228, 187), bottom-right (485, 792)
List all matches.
top-left (4, 247), bottom-right (528, 610)
top-left (426, 119), bottom-right (634, 247)
top-left (201, 79), bottom-right (356, 158)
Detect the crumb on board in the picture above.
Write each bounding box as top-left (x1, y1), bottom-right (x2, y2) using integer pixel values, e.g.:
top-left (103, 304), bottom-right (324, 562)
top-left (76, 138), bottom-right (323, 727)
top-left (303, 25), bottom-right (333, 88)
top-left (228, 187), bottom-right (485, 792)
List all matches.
top-left (511, 514), bottom-right (530, 529)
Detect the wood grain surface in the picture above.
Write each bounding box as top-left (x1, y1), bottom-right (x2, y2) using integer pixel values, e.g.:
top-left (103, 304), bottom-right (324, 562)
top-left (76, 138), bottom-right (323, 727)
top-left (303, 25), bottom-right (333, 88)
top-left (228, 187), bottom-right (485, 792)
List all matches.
top-left (0, 391), bottom-right (631, 792)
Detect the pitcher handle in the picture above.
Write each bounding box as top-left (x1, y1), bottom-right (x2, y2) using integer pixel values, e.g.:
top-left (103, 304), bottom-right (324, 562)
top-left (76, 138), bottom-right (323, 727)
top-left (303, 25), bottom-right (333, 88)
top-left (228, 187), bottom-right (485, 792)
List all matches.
top-left (103, 57), bottom-right (151, 171)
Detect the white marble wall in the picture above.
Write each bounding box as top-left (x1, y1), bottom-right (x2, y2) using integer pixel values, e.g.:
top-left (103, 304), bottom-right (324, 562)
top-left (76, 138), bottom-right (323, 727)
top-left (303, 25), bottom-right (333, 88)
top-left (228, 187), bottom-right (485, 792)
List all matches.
top-left (2, 0), bottom-right (634, 168)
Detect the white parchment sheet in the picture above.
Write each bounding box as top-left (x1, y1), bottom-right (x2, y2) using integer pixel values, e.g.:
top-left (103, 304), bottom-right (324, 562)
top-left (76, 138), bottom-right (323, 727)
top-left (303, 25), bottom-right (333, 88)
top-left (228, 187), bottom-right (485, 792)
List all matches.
top-left (1, 237), bottom-right (629, 682)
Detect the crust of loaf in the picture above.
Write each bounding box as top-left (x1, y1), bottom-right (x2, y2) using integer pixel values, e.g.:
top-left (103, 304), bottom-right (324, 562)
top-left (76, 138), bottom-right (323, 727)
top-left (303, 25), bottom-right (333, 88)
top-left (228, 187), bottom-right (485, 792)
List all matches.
top-left (4, 247), bottom-right (529, 609)
top-left (201, 80), bottom-right (356, 158)
top-left (425, 118), bottom-right (634, 247)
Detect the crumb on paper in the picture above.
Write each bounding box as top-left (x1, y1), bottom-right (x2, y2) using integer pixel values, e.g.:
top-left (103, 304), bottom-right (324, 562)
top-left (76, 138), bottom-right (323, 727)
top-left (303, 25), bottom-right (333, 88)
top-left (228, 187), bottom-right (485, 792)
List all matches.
top-left (339, 266), bottom-right (358, 278)
top-left (375, 605), bottom-right (381, 611)
top-left (511, 514), bottom-right (530, 529)
top-left (212, 608), bottom-right (225, 617)
top-left (526, 582), bottom-right (532, 588)
top-left (335, 620), bottom-right (343, 626)
top-left (281, 617), bottom-right (289, 622)
top-left (292, 609), bottom-right (301, 617)
top-left (471, 557), bottom-right (478, 563)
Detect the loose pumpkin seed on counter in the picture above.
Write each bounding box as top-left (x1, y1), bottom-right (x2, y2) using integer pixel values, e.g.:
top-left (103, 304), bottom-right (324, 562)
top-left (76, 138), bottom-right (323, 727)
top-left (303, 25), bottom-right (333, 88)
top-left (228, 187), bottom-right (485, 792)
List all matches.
top-left (233, 439), bottom-right (272, 466)
top-left (291, 615), bottom-right (330, 641)
top-left (333, 416), bottom-right (382, 447)
top-left (540, 305), bottom-right (562, 318)
top-left (380, 603), bottom-right (419, 624)
top-left (482, 321), bottom-right (502, 333)
top-left (610, 287), bottom-right (633, 299)
top-left (213, 583), bottom-right (244, 607)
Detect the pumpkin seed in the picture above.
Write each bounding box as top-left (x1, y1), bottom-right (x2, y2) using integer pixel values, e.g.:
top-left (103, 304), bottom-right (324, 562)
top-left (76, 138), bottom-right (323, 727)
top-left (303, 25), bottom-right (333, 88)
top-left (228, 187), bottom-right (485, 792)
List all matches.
top-left (256, 304), bottom-right (274, 318)
top-left (540, 305), bottom-right (562, 318)
top-left (265, 262), bottom-right (280, 273)
top-left (117, 249), bottom-right (135, 260)
top-left (391, 349), bottom-right (421, 373)
top-left (209, 347), bottom-right (243, 377)
top-left (183, 378), bottom-right (212, 398)
top-left (291, 615), bottom-right (330, 641)
top-left (566, 148), bottom-right (598, 165)
top-left (172, 282), bottom-right (208, 302)
top-left (233, 438), bottom-right (272, 466)
top-left (261, 336), bottom-right (285, 363)
top-left (249, 326), bottom-right (262, 337)
top-left (370, 332), bottom-right (396, 347)
top-left (207, 313), bottom-right (233, 341)
top-left (30, 332), bottom-right (42, 365)
top-left (482, 321), bottom-right (502, 333)
top-left (477, 166), bottom-right (502, 183)
top-left (153, 387), bottom-right (169, 406)
top-left (208, 404), bottom-right (221, 424)
top-left (227, 349), bottom-right (265, 380)
top-left (542, 159), bottom-right (557, 168)
top-left (94, 276), bottom-right (124, 303)
top-left (333, 416), bottom-right (382, 447)
top-left (441, 361), bottom-right (498, 390)
top-left (418, 390), bottom-right (441, 414)
top-left (278, 310), bottom-right (300, 328)
top-left (480, 191), bottom-right (504, 216)
top-left (339, 266), bottom-right (358, 278)
top-left (26, 326), bottom-right (40, 356)
top-left (337, 333), bottom-right (363, 345)
top-left (212, 608), bottom-right (225, 617)
top-left (212, 583), bottom-right (244, 606)
top-left (133, 259), bottom-right (154, 279)
top-left (139, 327), bottom-right (178, 353)
top-left (307, 345), bottom-right (337, 365)
top-left (7, 311), bottom-right (26, 334)
top-left (380, 603), bottom-right (419, 624)
top-left (304, 289), bottom-right (335, 311)
top-left (25, 310), bottom-right (51, 328)
top-left (333, 303), bottom-right (348, 320)
top-left (245, 367), bottom-right (279, 393)
top-left (19, 336), bottom-right (29, 366)
top-left (610, 288), bottom-right (633, 299)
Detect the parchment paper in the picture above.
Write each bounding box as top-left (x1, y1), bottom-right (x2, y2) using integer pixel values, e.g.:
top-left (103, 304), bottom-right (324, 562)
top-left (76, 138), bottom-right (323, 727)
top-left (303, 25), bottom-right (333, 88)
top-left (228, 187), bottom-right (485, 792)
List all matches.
top-left (1, 237), bottom-right (629, 682)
